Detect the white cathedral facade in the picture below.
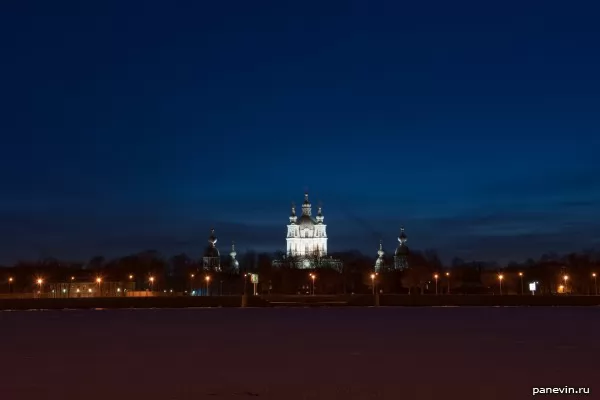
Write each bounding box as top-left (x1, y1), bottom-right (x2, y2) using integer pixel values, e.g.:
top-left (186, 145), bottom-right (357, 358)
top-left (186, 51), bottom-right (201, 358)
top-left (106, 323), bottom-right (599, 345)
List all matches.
top-left (286, 193), bottom-right (328, 257)
top-left (273, 192), bottom-right (342, 271)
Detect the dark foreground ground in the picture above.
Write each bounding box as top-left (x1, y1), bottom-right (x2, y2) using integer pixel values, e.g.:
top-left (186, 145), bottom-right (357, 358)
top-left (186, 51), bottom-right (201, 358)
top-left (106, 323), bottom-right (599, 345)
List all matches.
top-left (3, 294), bottom-right (600, 310)
top-left (1, 307), bottom-right (599, 400)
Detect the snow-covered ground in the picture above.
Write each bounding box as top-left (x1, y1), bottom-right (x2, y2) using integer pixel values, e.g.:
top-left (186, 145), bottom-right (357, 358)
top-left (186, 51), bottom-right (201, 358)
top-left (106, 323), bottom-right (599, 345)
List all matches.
top-left (2, 307), bottom-right (599, 400)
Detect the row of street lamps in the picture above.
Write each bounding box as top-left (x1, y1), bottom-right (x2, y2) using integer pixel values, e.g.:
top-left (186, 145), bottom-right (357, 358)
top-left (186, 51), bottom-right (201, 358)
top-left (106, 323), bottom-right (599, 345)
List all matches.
top-left (496, 272), bottom-right (598, 295)
top-left (5, 274), bottom-right (156, 295)
top-left (8, 270), bottom-right (600, 296)
top-left (10, 273), bottom-right (217, 295)
top-left (432, 272), bottom-right (451, 294)
top-left (190, 273), bottom-right (212, 295)
top-left (370, 271), bottom-right (599, 296)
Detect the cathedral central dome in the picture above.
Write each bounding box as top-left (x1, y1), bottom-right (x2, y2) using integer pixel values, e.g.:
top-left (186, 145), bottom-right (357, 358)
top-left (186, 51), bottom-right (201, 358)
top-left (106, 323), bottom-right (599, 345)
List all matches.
top-left (298, 214), bottom-right (316, 227)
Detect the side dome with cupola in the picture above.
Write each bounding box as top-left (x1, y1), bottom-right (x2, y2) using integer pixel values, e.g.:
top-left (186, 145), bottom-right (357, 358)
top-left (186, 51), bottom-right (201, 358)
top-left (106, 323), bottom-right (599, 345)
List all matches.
top-left (393, 227), bottom-right (409, 270)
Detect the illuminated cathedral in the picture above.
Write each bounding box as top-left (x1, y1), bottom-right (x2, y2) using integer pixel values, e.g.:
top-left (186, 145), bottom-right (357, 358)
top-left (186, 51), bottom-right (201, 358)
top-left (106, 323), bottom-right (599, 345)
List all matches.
top-left (286, 193), bottom-right (328, 257)
top-left (273, 192), bottom-right (342, 271)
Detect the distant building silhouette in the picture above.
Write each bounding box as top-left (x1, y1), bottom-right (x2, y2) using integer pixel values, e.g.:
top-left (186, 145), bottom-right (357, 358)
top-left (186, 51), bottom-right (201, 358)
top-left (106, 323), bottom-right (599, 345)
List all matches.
top-left (49, 278), bottom-right (135, 298)
top-left (374, 240), bottom-right (386, 273)
top-left (203, 228), bottom-right (221, 272)
top-left (394, 227), bottom-right (409, 270)
top-left (229, 241), bottom-right (239, 273)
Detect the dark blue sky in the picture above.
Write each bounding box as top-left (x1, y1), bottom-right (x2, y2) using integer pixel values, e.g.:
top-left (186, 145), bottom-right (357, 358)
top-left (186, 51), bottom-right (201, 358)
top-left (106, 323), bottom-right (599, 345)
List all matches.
top-left (1, 0), bottom-right (600, 264)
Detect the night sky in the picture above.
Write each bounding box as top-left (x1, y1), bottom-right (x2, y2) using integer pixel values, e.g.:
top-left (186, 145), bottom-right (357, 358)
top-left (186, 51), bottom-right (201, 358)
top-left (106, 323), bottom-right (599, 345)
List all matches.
top-left (1, 0), bottom-right (599, 264)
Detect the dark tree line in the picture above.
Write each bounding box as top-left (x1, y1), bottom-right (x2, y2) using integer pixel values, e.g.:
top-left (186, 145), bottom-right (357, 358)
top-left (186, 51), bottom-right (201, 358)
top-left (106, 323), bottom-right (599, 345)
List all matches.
top-left (1, 249), bottom-right (599, 295)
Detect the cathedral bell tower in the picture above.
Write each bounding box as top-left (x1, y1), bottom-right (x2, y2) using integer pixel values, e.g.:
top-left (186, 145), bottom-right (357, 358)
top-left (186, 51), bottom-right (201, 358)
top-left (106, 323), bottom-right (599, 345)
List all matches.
top-left (203, 228), bottom-right (221, 272)
top-left (393, 226), bottom-right (409, 270)
top-left (316, 205), bottom-right (324, 224)
top-left (301, 192), bottom-right (312, 216)
top-left (229, 241), bottom-right (239, 273)
top-left (375, 240), bottom-right (385, 273)
top-left (289, 202), bottom-right (297, 224)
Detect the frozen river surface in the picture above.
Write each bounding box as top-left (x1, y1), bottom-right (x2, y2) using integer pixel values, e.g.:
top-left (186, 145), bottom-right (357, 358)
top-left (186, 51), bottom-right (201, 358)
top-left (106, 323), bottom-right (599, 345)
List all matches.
top-left (1, 307), bottom-right (599, 400)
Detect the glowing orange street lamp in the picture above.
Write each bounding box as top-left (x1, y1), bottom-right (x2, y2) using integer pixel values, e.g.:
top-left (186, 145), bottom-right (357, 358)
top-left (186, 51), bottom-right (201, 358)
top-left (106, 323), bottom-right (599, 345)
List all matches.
top-left (518, 272), bottom-right (524, 295)
top-left (8, 277), bottom-right (13, 293)
top-left (445, 272), bottom-right (450, 294)
top-left (96, 277), bottom-right (102, 296)
top-left (563, 275), bottom-right (569, 294)
top-left (592, 273), bottom-right (597, 296)
top-left (149, 276), bottom-right (155, 292)
top-left (205, 275), bottom-right (211, 296)
top-left (128, 274), bottom-right (133, 280)
top-left (36, 278), bottom-right (43, 297)
top-left (309, 273), bottom-right (316, 295)
top-left (498, 274), bottom-right (504, 295)
top-left (433, 274), bottom-right (439, 295)
top-left (370, 273), bottom-right (376, 295)
top-left (189, 273), bottom-right (195, 295)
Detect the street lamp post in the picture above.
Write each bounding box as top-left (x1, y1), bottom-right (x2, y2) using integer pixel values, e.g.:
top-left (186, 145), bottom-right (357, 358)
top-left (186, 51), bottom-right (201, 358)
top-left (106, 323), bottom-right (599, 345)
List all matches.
top-left (433, 274), bottom-right (439, 295)
top-left (68, 276), bottom-right (74, 298)
top-left (592, 273), bottom-right (597, 296)
top-left (96, 277), bottom-right (102, 297)
top-left (37, 278), bottom-right (43, 298)
top-left (205, 276), bottom-right (211, 296)
top-left (190, 273), bottom-right (195, 295)
top-left (8, 277), bottom-right (13, 294)
top-left (370, 273), bottom-right (376, 295)
top-left (498, 274), bottom-right (504, 295)
top-left (445, 272), bottom-right (450, 294)
top-left (563, 275), bottom-right (569, 294)
top-left (149, 276), bottom-right (155, 293)
top-left (309, 273), bottom-right (316, 295)
top-left (518, 272), bottom-right (524, 295)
